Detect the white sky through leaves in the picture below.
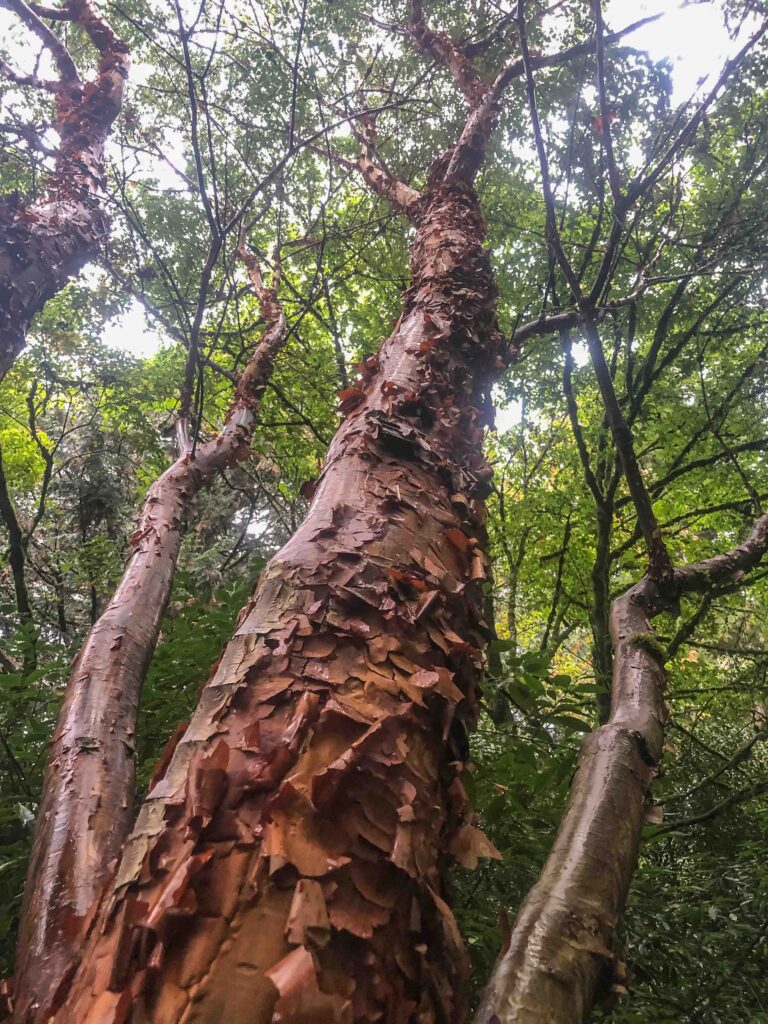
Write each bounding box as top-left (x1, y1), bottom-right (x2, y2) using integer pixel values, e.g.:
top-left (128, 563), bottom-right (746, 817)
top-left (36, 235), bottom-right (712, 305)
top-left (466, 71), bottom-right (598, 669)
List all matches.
top-left (0, 1), bottom-right (751, 370)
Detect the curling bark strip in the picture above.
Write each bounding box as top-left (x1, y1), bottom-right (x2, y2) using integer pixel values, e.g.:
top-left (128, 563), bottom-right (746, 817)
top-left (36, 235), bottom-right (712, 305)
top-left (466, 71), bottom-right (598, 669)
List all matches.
top-left (475, 513), bottom-right (768, 1024)
top-left (0, 0), bottom-right (129, 381)
top-left (48, 176), bottom-right (506, 1024)
top-left (11, 278), bottom-right (287, 1024)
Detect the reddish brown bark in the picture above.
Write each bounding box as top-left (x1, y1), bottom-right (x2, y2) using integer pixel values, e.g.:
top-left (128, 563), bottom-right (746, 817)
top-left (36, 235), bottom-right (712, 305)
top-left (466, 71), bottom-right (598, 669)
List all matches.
top-left (40, 172), bottom-right (505, 1024)
top-left (475, 513), bottom-right (768, 1024)
top-left (29, 12), bottom-right (517, 1017)
top-left (0, 0), bottom-right (129, 381)
top-left (11, 267), bottom-right (287, 1023)
top-left (8, 7), bottom-right (651, 1019)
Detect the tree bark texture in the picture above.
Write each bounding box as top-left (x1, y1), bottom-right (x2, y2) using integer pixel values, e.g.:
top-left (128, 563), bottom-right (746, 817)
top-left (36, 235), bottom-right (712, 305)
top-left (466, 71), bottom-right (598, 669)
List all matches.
top-left (0, 0), bottom-right (129, 381)
top-left (11, 281), bottom-right (287, 1024)
top-left (475, 513), bottom-right (768, 1024)
top-left (475, 580), bottom-right (665, 1024)
top-left (44, 181), bottom-right (505, 1024)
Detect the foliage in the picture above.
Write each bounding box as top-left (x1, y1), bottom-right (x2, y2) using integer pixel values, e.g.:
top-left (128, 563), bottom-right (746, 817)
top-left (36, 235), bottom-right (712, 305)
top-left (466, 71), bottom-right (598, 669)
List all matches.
top-left (1, 0), bottom-right (768, 1019)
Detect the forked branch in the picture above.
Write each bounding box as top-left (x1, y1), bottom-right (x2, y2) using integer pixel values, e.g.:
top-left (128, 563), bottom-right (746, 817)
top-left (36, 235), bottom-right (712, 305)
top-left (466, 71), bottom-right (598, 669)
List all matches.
top-left (11, 241), bottom-right (288, 1024)
top-left (0, 0), bottom-right (130, 380)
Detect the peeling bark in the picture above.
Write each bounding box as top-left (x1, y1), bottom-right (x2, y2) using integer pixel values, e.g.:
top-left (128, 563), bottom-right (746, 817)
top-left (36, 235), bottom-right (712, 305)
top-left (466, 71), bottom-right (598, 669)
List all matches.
top-left (475, 513), bottom-right (768, 1024)
top-left (11, 276), bottom-right (287, 1024)
top-left (44, 179), bottom-right (506, 1024)
top-left (0, 0), bottom-right (129, 380)
top-left (6, 6), bottom-right (652, 1019)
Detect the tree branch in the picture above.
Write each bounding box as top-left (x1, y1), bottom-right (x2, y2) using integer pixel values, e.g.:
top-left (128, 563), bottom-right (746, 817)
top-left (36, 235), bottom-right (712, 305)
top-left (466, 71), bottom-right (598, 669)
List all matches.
top-left (407, 0), bottom-right (488, 106)
top-left (0, 0), bottom-right (80, 86)
top-left (582, 315), bottom-right (672, 579)
top-left (13, 235), bottom-right (290, 1023)
top-left (658, 778), bottom-right (768, 834)
top-left (477, 511), bottom-right (768, 1022)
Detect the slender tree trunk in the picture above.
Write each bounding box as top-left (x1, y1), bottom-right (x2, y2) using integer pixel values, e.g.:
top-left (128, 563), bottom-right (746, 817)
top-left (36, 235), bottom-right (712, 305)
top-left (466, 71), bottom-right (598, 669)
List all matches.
top-left (0, 446), bottom-right (34, 642)
top-left (44, 180), bottom-right (505, 1024)
top-left (0, 0), bottom-right (129, 380)
top-left (476, 579), bottom-right (665, 1023)
top-left (475, 514), bottom-right (768, 1024)
top-left (590, 503), bottom-right (613, 722)
top-left (11, 279), bottom-right (287, 1023)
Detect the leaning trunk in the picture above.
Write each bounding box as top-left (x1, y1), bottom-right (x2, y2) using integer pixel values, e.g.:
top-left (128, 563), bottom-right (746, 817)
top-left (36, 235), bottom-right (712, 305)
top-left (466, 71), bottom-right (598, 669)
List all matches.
top-left (42, 180), bottom-right (503, 1024)
top-left (12, 293), bottom-right (287, 1023)
top-left (0, 3), bottom-right (129, 380)
top-left (474, 512), bottom-right (768, 1023)
top-left (475, 579), bottom-right (665, 1023)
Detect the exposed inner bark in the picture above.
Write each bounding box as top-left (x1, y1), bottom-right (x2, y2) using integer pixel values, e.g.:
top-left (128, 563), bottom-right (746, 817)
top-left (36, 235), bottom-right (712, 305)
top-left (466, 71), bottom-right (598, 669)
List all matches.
top-left (4, 5), bottom-right (699, 1019)
top-left (11, 277), bottom-right (287, 1024)
top-left (0, 0), bottom-right (129, 380)
top-left (45, 180), bottom-right (505, 1024)
top-left (475, 514), bottom-right (768, 1024)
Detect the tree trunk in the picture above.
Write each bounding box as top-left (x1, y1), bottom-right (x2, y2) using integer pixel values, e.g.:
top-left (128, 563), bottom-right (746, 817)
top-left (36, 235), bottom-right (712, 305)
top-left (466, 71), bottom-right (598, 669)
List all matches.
top-left (12, 280), bottom-right (287, 1023)
top-left (475, 580), bottom-right (665, 1023)
top-left (0, 446), bottom-right (35, 665)
top-left (474, 513), bottom-right (768, 1024)
top-left (0, 0), bottom-right (129, 380)
top-left (43, 180), bottom-right (505, 1024)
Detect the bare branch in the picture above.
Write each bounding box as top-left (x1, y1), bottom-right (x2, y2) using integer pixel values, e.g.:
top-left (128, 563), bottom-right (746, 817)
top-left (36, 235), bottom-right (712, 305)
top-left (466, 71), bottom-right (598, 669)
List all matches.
top-left (593, 0), bottom-right (622, 201)
top-left (500, 12), bottom-right (665, 85)
top-left (173, 0), bottom-right (219, 237)
top-left (509, 309), bottom-right (584, 352)
top-left (583, 315), bottom-right (672, 579)
top-left (658, 778), bottom-right (768, 833)
top-left (0, 56), bottom-right (60, 92)
top-left (562, 332), bottom-right (604, 508)
top-left (0, 0), bottom-right (80, 85)
top-left (665, 729), bottom-right (767, 803)
top-left (517, 0), bottom-right (582, 299)
top-left (460, 9), bottom-right (516, 58)
top-left (628, 22), bottom-right (768, 204)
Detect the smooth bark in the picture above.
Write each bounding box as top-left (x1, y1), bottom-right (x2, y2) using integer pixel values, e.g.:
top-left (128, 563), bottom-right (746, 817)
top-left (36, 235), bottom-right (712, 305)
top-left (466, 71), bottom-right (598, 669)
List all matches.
top-left (475, 514), bottom-right (768, 1024)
